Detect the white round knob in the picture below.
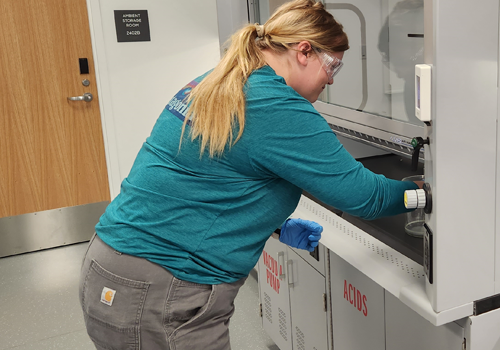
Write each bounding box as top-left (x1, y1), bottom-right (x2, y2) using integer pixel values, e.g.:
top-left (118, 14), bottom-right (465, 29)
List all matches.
top-left (404, 189), bottom-right (426, 209)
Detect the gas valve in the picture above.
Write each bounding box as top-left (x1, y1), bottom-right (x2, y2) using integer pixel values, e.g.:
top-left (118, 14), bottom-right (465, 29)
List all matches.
top-left (411, 137), bottom-right (429, 171)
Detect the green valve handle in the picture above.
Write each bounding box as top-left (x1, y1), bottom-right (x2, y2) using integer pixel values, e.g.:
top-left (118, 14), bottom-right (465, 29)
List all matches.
top-left (411, 137), bottom-right (429, 171)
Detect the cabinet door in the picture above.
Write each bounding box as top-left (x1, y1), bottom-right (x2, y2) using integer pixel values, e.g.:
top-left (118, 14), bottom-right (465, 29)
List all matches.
top-left (385, 292), bottom-right (464, 350)
top-left (329, 251), bottom-right (386, 350)
top-left (288, 248), bottom-right (329, 350)
top-left (289, 243), bottom-right (326, 277)
top-left (259, 238), bottom-right (293, 350)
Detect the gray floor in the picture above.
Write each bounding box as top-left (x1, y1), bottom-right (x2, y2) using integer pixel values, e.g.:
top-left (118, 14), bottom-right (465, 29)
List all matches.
top-left (0, 243), bottom-right (278, 350)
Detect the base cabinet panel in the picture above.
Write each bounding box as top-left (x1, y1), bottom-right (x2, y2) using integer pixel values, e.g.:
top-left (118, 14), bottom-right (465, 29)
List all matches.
top-left (259, 238), bottom-right (329, 350)
top-left (329, 251), bottom-right (386, 350)
top-left (259, 238), bottom-right (293, 350)
top-left (385, 292), bottom-right (464, 350)
top-left (466, 307), bottom-right (500, 350)
top-left (288, 248), bottom-right (329, 350)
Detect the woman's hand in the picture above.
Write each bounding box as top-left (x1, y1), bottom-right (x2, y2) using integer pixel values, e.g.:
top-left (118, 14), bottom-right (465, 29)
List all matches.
top-left (279, 218), bottom-right (323, 252)
top-left (414, 181), bottom-right (424, 189)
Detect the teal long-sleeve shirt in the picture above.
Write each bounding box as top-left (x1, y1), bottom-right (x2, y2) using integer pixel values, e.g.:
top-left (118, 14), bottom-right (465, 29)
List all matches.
top-left (96, 66), bottom-right (418, 284)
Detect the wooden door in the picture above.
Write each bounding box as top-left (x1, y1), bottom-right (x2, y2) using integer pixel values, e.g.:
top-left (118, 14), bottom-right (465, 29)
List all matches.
top-left (0, 0), bottom-right (110, 219)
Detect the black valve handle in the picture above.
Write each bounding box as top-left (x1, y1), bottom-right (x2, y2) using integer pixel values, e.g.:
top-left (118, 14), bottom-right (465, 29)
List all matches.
top-left (411, 137), bottom-right (429, 171)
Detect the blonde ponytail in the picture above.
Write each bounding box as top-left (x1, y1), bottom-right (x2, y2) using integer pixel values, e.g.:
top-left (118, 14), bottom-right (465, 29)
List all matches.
top-left (180, 24), bottom-right (266, 158)
top-left (181, 0), bottom-right (348, 158)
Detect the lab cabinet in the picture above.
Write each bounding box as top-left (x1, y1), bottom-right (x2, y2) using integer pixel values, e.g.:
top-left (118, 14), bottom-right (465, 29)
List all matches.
top-left (329, 251), bottom-right (386, 350)
top-left (385, 292), bottom-right (464, 350)
top-left (288, 247), bottom-right (329, 350)
top-left (330, 251), bottom-right (466, 350)
top-left (258, 237), bottom-right (329, 350)
top-left (259, 237), bottom-right (293, 350)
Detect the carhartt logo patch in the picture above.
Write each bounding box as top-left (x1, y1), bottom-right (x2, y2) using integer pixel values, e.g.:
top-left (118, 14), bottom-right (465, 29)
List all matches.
top-left (100, 287), bottom-right (116, 306)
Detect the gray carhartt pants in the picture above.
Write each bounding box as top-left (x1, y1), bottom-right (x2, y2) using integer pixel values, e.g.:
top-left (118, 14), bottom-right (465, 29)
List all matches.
top-left (79, 234), bottom-right (246, 350)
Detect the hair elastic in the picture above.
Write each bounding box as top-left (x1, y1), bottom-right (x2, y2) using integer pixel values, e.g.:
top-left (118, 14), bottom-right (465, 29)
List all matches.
top-left (255, 23), bottom-right (265, 38)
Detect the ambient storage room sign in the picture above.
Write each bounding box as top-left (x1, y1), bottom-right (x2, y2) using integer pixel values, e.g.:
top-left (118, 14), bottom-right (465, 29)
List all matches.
top-left (114, 10), bottom-right (151, 42)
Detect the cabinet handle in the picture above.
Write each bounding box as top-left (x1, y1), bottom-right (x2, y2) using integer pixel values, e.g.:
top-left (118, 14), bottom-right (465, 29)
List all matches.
top-left (287, 260), bottom-right (294, 287)
top-left (277, 251), bottom-right (285, 279)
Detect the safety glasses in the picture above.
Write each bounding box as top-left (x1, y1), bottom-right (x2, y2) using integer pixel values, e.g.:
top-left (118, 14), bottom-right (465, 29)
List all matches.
top-left (313, 47), bottom-right (343, 80)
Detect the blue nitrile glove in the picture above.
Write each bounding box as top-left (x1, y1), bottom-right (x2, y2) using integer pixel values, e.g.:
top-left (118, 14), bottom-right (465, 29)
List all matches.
top-left (279, 218), bottom-right (323, 252)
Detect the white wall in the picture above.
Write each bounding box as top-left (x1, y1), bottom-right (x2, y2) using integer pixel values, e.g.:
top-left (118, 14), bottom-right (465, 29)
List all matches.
top-left (87, 0), bottom-right (221, 198)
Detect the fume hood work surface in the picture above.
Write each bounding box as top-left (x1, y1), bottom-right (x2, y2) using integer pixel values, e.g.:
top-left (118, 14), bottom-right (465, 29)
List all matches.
top-left (304, 154), bottom-right (425, 264)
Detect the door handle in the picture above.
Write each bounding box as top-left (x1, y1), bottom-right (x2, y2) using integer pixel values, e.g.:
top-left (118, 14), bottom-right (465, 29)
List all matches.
top-left (67, 92), bottom-right (93, 102)
top-left (287, 260), bottom-right (294, 288)
top-left (277, 251), bottom-right (285, 279)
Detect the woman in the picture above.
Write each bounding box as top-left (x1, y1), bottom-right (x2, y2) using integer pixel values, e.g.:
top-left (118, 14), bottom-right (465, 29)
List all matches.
top-left (79, 1), bottom-right (419, 349)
